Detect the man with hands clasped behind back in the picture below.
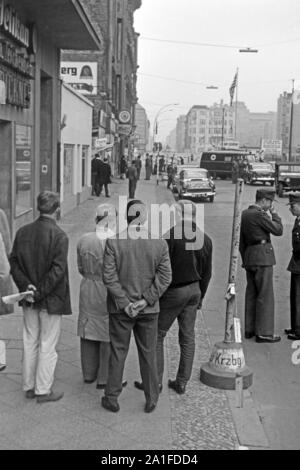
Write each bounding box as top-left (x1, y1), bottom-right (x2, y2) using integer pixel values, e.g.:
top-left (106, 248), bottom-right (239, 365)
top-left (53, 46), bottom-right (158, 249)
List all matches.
top-left (102, 200), bottom-right (172, 414)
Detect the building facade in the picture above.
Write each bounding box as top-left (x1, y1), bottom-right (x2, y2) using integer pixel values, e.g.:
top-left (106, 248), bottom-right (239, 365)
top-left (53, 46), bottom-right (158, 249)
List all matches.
top-left (176, 115), bottom-right (187, 153)
top-left (185, 103), bottom-right (235, 156)
top-left (60, 83), bottom-right (93, 216)
top-left (134, 103), bottom-right (149, 154)
top-left (236, 102), bottom-right (276, 148)
top-left (0, 0), bottom-right (100, 233)
top-left (61, 0), bottom-right (142, 174)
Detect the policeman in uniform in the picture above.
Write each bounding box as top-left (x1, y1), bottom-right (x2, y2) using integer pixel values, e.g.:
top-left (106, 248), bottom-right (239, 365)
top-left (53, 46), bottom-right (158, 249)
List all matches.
top-left (286, 193), bottom-right (300, 340)
top-left (240, 188), bottom-right (283, 343)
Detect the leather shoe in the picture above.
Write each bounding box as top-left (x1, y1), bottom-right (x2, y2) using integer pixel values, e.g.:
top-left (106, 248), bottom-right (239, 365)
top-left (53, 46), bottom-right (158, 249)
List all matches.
top-left (36, 391), bottom-right (64, 403)
top-left (25, 389), bottom-right (36, 399)
top-left (168, 379), bottom-right (186, 395)
top-left (287, 333), bottom-right (300, 341)
top-left (245, 332), bottom-right (255, 339)
top-left (256, 335), bottom-right (281, 343)
top-left (134, 381), bottom-right (163, 393)
top-left (97, 380), bottom-right (128, 390)
top-left (101, 396), bottom-right (120, 413)
top-left (285, 329), bottom-right (294, 335)
top-left (144, 402), bottom-right (156, 413)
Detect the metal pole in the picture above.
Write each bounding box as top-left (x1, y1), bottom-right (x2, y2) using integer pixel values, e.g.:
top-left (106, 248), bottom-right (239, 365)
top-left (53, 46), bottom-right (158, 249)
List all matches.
top-left (225, 178), bottom-right (244, 343)
top-left (289, 79), bottom-right (295, 162)
top-left (235, 68), bottom-right (239, 140)
top-left (221, 106), bottom-right (225, 149)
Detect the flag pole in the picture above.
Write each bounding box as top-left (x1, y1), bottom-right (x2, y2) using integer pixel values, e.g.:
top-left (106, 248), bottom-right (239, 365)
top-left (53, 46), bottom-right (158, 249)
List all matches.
top-left (235, 68), bottom-right (239, 140)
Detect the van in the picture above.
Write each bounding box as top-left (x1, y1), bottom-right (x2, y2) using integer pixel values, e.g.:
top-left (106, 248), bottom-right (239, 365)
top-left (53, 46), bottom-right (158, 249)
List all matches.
top-left (200, 151), bottom-right (255, 179)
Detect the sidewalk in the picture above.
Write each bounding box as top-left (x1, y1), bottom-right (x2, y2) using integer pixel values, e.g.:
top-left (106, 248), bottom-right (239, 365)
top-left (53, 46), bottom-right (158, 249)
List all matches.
top-left (0, 174), bottom-right (240, 450)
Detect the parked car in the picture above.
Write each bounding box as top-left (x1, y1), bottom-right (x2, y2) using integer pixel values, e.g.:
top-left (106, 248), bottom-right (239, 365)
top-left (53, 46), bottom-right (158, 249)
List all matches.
top-left (172, 164), bottom-right (199, 191)
top-left (243, 162), bottom-right (275, 185)
top-left (275, 163), bottom-right (300, 197)
top-left (175, 168), bottom-right (216, 202)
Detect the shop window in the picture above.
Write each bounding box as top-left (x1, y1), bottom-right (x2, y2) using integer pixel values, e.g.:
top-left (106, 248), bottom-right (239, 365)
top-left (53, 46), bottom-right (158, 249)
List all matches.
top-left (82, 146), bottom-right (89, 188)
top-left (63, 145), bottom-right (74, 196)
top-left (15, 125), bottom-right (32, 217)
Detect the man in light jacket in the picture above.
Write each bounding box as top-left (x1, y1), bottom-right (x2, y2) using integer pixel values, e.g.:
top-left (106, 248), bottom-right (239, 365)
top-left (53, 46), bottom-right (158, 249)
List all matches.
top-left (102, 200), bottom-right (172, 413)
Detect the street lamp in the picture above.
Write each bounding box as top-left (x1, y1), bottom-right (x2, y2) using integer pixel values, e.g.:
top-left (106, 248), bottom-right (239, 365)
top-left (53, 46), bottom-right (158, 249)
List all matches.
top-left (239, 47), bottom-right (258, 53)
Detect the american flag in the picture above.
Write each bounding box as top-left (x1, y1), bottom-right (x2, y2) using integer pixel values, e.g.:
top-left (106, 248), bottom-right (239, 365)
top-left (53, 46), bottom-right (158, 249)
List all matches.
top-left (229, 70), bottom-right (238, 106)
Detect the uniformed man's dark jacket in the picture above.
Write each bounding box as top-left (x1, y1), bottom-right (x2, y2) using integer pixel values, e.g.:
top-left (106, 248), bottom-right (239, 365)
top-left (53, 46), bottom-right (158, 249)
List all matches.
top-left (9, 216), bottom-right (72, 316)
top-left (97, 160), bottom-right (111, 183)
top-left (288, 218), bottom-right (300, 274)
top-left (240, 205), bottom-right (283, 267)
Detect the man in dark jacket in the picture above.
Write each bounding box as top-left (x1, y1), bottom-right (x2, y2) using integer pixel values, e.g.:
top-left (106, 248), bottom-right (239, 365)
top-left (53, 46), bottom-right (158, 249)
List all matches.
top-left (286, 193), bottom-right (300, 340)
top-left (240, 188), bottom-right (283, 343)
top-left (98, 157), bottom-right (112, 198)
top-left (127, 160), bottom-right (138, 199)
top-left (10, 191), bottom-right (72, 403)
top-left (135, 199), bottom-right (212, 395)
top-left (136, 155), bottom-right (142, 180)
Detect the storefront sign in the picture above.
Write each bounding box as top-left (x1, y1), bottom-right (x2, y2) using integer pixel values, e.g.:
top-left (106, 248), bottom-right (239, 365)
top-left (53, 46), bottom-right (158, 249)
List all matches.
top-left (0, 0), bottom-right (30, 48)
top-left (0, 40), bottom-right (34, 78)
top-left (118, 124), bottom-right (132, 136)
top-left (61, 62), bottom-right (98, 95)
top-left (0, 64), bottom-right (30, 108)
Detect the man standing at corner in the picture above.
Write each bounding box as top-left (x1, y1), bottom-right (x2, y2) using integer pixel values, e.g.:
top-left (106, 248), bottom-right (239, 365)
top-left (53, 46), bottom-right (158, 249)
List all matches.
top-left (286, 193), bottom-right (300, 341)
top-left (10, 191), bottom-right (72, 403)
top-left (127, 160), bottom-right (138, 199)
top-left (240, 188), bottom-right (283, 343)
top-left (102, 200), bottom-right (172, 413)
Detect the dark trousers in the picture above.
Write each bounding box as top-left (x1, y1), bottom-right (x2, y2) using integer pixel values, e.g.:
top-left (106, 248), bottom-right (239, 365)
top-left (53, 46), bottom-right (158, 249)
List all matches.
top-left (157, 282), bottom-right (201, 386)
top-left (290, 274), bottom-right (300, 335)
top-left (137, 169), bottom-right (141, 180)
top-left (91, 173), bottom-right (97, 195)
top-left (105, 312), bottom-right (159, 406)
top-left (245, 266), bottom-right (274, 336)
top-left (129, 180), bottom-right (137, 199)
top-left (80, 338), bottom-right (110, 385)
top-left (98, 181), bottom-right (109, 197)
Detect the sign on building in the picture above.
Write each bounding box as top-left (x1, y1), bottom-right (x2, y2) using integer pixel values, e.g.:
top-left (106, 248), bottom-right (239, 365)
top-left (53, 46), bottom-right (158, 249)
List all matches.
top-left (261, 139), bottom-right (282, 156)
top-left (118, 124), bottom-right (132, 136)
top-left (95, 138), bottom-right (107, 149)
top-left (61, 62), bottom-right (98, 95)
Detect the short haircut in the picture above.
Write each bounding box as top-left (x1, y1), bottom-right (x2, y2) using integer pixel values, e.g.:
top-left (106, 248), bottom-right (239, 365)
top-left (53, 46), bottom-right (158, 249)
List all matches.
top-left (127, 200), bottom-right (147, 225)
top-left (37, 191), bottom-right (60, 214)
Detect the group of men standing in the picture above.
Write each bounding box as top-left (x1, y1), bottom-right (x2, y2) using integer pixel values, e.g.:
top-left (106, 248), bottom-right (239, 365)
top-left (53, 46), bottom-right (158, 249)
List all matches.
top-left (6, 191), bottom-right (212, 414)
top-left (240, 188), bottom-right (300, 343)
top-left (91, 154), bottom-right (112, 198)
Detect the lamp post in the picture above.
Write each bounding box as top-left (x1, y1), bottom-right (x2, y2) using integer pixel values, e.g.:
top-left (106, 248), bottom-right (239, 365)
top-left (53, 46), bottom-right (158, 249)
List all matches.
top-left (289, 79), bottom-right (295, 162)
top-left (153, 103), bottom-right (179, 185)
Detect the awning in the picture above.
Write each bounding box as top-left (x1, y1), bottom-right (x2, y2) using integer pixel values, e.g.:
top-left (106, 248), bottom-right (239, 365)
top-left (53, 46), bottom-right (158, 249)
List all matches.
top-left (20, 0), bottom-right (101, 50)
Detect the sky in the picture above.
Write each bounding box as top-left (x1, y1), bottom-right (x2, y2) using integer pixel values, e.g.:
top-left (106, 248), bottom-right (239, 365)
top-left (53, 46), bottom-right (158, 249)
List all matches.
top-left (134, 0), bottom-right (300, 140)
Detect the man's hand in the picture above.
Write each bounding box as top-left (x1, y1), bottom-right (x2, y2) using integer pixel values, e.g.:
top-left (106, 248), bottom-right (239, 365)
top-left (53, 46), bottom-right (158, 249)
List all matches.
top-left (124, 303), bottom-right (139, 319)
top-left (26, 284), bottom-right (37, 304)
top-left (269, 203), bottom-right (277, 215)
top-left (133, 299), bottom-right (148, 313)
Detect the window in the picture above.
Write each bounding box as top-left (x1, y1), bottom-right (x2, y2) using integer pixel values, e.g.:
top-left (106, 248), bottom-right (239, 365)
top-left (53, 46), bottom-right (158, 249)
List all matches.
top-left (82, 146), bottom-right (89, 187)
top-left (15, 125), bottom-right (32, 217)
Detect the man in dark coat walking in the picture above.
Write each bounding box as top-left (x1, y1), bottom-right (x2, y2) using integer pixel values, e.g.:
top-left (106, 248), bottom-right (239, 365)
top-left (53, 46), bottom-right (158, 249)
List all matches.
top-left (127, 160), bottom-right (138, 199)
top-left (286, 193), bottom-right (300, 340)
top-left (97, 157), bottom-right (112, 198)
top-left (10, 191), bottom-right (72, 403)
top-left (240, 188), bottom-right (283, 343)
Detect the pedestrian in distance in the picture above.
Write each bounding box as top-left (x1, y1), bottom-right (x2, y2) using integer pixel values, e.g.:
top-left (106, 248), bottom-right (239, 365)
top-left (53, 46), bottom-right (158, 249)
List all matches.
top-left (102, 200), bottom-right (172, 413)
top-left (136, 155), bottom-right (142, 180)
top-left (77, 204), bottom-right (127, 389)
top-left (134, 199), bottom-right (212, 395)
top-left (127, 160), bottom-right (138, 199)
top-left (9, 191), bottom-right (71, 403)
top-left (145, 153), bottom-right (152, 180)
top-left (240, 188), bottom-right (283, 343)
top-left (286, 193), bottom-right (300, 341)
top-left (91, 154), bottom-right (99, 196)
top-left (120, 155), bottom-right (128, 180)
top-left (98, 157), bottom-right (112, 198)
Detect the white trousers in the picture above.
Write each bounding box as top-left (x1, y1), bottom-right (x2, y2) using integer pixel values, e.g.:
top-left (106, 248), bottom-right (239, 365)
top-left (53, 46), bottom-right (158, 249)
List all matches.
top-left (22, 307), bottom-right (62, 395)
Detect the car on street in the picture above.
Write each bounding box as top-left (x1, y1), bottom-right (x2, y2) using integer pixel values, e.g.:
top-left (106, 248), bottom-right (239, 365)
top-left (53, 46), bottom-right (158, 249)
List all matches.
top-left (175, 168), bottom-right (216, 202)
top-left (172, 164), bottom-right (199, 191)
top-left (243, 162), bottom-right (275, 185)
top-left (275, 162), bottom-right (300, 197)
top-left (200, 150), bottom-right (256, 179)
